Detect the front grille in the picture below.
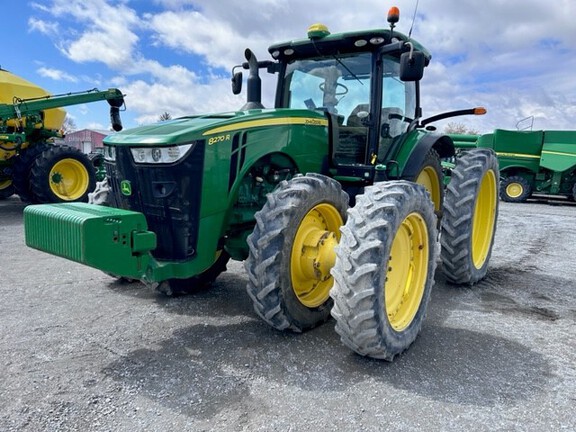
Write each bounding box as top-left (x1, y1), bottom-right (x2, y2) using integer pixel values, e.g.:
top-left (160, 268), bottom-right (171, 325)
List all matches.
top-left (104, 142), bottom-right (205, 260)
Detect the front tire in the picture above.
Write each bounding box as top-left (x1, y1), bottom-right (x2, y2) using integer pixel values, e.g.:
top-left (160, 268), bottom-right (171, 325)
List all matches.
top-left (245, 173), bottom-right (348, 332)
top-left (159, 251), bottom-right (231, 296)
top-left (500, 175), bottom-right (531, 203)
top-left (330, 181), bottom-right (437, 360)
top-left (441, 148), bottom-right (499, 285)
top-left (30, 145), bottom-right (96, 203)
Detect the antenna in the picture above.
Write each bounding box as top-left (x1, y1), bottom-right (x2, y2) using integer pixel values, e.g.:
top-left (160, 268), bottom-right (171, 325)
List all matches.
top-left (408, 0), bottom-right (420, 38)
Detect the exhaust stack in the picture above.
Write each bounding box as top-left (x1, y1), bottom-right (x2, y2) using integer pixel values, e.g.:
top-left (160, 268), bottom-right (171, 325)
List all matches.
top-left (241, 49), bottom-right (265, 110)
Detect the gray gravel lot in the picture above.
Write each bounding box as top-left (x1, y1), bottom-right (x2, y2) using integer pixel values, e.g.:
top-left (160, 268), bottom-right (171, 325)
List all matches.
top-left (1, 195), bottom-right (575, 431)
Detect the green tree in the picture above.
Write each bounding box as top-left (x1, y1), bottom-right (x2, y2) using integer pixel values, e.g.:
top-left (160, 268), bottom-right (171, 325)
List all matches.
top-left (62, 115), bottom-right (77, 134)
top-left (444, 122), bottom-right (479, 135)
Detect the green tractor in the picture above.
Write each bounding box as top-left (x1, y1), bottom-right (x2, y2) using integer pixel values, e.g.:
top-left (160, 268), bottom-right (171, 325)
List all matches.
top-left (0, 68), bottom-right (125, 203)
top-left (24, 8), bottom-right (499, 360)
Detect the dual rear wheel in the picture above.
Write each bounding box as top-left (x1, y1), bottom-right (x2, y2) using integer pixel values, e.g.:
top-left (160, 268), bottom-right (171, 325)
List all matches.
top-left (244, 148), bottom-right (499, 360)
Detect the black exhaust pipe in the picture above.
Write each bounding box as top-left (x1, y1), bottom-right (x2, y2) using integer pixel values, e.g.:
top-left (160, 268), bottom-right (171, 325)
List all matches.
top-left (107, 96), bottom-right (124, 132)
top-left (241, 49), bottom-right (265, 110)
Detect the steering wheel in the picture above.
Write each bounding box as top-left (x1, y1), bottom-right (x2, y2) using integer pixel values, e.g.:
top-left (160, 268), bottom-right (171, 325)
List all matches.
top-left (319, 82), bottom-right (348, 96)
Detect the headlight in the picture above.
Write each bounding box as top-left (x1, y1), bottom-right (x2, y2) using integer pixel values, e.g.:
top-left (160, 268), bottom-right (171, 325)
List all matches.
top-left (130, 143), bottom-right (195, 164)
top-left (103, 145), bottom-right (116, 161)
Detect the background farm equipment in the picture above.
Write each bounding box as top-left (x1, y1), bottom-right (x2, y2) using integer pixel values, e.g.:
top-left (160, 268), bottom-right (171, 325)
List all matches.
top-left (478, 129), bottom-right (576, 202)
top-left (0, 68), bottom-right (124, 202)
top-left (451, 129), bottom-right (576, 202)
top-left (24, 8), bottom-right (499, 360)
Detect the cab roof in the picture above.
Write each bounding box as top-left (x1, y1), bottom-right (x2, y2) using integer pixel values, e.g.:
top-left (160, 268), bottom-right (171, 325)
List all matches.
top-left (268, 28), bottom-right (431, 63)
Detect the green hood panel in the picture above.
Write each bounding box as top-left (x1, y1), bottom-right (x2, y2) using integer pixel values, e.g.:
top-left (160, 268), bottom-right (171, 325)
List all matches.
top-left (104, 109), bottom-right (328, 146)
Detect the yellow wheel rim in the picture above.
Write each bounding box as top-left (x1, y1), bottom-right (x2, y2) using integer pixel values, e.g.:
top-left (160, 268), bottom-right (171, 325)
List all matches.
top-left (385, 212), bottom-right (429, 332)
top-left (49, 158), bottom-right (90, 201)
top-left (0, 179), bottom-right (12, 190)
top-left (472, 169), bottom-right (497, 268)
top-left (505, 182), bottom-right (523, 198)
top-left (416, 166), bottom-right (442, 212)
top-left (290, 203), bottom-right (343, 308)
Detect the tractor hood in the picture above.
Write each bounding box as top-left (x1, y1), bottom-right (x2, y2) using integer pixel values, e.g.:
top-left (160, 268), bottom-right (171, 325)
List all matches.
top-left (104, 108), bottom-right (328, 146)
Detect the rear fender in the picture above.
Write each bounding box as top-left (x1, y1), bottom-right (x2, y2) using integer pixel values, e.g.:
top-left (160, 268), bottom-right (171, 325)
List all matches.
top-left (400, 134), bottom-right (455, 180)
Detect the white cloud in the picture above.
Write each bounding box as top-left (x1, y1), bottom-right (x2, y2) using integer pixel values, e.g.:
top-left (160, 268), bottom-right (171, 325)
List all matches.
top-left (28, 0), bottom-right (576, 131)
top-left (32, 0), bottom-right (141, 69)
top-left (37, 67), bottom-right (78, 83)
top-left (28, 17), bottom-right (59, 35)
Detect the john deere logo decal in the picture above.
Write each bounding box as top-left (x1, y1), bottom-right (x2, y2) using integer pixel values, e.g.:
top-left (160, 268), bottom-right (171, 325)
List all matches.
top-left (120, 180), bottom-right (132, 196)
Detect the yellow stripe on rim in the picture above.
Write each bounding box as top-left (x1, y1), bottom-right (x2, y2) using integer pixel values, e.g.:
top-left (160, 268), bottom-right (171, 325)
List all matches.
top-left (203, 117), bottom-right (329, 136)
top-left (472, 169), bottom-right (497, 268)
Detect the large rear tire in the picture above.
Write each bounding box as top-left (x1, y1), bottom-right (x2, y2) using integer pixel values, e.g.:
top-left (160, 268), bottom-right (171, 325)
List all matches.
top-left (500, 175), bottom-right (531, 203)
top-left (11, 142), bottom-right (52, 202)
top-left (245, 173), bottom-right (348, 332)
top-left (0, 180), bottom-right (15, 200)
top-left (440, 148), bottom-right (499, 285)
top-left (30, 145), bottom-right (96, 203)
top-left (330, 181), bottom-right (437, 360)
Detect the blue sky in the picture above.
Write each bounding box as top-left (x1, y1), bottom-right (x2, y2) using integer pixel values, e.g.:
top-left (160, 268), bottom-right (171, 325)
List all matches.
top-left (3, 0), bottom-right (576, 134)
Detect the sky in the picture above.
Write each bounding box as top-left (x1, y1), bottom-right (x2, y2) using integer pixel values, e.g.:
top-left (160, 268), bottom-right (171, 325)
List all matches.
top-left (3, 0), bottom-right (576, 134)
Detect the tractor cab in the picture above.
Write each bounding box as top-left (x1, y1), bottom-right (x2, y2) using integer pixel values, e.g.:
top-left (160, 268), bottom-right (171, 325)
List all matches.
top-left (234, 8), bottom-right (430, 182)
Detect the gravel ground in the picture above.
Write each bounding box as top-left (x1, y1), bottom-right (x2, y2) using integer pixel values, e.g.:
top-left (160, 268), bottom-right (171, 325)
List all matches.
top-left (0, 195), bottom-right (575, 431)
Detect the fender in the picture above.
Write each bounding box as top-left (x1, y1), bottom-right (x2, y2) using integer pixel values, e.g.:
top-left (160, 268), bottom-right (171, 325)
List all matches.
top-left (400, 133), bottom-right (455, 180)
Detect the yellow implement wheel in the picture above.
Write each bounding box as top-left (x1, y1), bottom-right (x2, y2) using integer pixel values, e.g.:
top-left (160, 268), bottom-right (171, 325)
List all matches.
top-left (49, 158), bottom-right (90, 201)
top-left (331, 181), bottom-right (437, 360)
top-left (246, 173), bottom-right (348, 332)
top-left (30, 145), bottom-right (96, 203)
top-left (385, 212), bottom-right (429, 332)
top-left (500, 175), bottom-right (532, 203)
top-left (441, 148), bottom-right (500, 284)
top-left (505, 182), bottom-right (523, 199)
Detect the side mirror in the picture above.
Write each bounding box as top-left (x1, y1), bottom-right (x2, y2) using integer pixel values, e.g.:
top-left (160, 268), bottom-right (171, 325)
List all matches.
top-left (231, 71), bottom-right (243, 95)
top-left (399, 51), bottom-right (425, 82)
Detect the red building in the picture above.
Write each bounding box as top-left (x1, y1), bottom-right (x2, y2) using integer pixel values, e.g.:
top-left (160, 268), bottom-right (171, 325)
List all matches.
top-left (64, 129), bottom-right (110, 154)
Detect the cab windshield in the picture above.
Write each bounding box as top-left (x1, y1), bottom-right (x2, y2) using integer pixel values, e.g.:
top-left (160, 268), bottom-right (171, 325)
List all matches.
top-left (282, 53), bottom-right (416, 133)
top-left (282, 53), bottom-right (372, 120)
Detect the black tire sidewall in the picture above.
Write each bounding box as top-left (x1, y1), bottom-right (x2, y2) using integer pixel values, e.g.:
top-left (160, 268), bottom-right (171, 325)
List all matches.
top-left (441, 148), bottom-right (500, 284)
top-left (0, 182), bottom-right (15, 199)
top-left (246, 173), bottom-right (348, 331)
top-left (331, 181), bottom-right (437, 359)
top-left (277, 181), bottom-right (346, 326)
top-left (372, 184), bottom-right (437, 350)
top-left (12, 143), bottom-right (52, 202)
